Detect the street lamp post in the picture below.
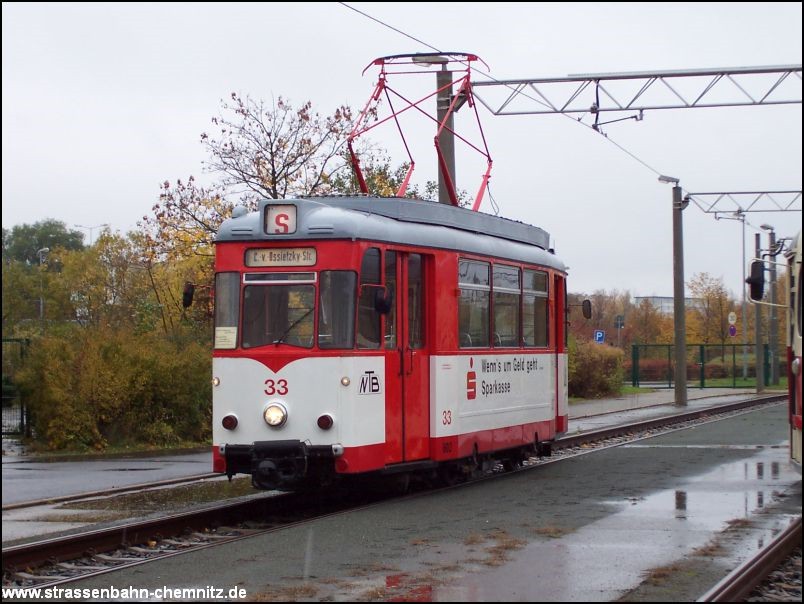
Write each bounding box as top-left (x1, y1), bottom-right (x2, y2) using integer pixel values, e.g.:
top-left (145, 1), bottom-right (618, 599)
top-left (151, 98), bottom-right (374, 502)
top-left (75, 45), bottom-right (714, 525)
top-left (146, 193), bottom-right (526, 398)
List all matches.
top-left (659, 174), bottom-right (688, 406)
top-left (75, 223), bottom-right (109, 245)
top-left (37, 247), bottom-right (49, 331)
top-left (714, 211), bottom-right (749, 379)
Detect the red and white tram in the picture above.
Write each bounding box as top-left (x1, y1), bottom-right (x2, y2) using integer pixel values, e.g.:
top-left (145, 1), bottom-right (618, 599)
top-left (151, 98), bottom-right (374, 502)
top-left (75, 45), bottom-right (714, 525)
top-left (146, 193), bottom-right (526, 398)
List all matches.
top-left (781, 232), bottom-right (802, 466)
top-left (210, 195), bottom-right (583, 490)
top-left (748, 230), bottom-right (802, 466)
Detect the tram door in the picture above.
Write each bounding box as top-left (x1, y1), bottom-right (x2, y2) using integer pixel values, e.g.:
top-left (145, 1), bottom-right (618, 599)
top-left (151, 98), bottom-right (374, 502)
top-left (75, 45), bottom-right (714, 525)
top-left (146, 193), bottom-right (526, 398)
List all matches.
top-left (554, 275), bottom-right (568, 431)
top-left (384, 251), bottom-right (430, 464)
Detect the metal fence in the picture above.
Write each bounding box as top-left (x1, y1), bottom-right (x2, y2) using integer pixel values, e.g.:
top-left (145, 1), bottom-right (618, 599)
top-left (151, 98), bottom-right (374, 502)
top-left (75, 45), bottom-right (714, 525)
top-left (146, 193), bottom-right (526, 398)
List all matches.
top-left (629, 343), bottom-right (772, 388)
top-left (2, 338), bottom-right (30, 435)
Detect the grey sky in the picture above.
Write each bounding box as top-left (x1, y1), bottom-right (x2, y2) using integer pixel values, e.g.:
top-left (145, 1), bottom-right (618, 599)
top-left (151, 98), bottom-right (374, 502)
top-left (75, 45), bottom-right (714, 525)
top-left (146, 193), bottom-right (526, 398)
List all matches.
top-left (2, 2), bottom-right (801, 300)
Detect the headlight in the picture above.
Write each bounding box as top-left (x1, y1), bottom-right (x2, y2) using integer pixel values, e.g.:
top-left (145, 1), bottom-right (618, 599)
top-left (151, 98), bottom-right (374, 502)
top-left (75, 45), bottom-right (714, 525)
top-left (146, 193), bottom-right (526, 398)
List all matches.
top-left (263, 403), bottom-right (288, 427)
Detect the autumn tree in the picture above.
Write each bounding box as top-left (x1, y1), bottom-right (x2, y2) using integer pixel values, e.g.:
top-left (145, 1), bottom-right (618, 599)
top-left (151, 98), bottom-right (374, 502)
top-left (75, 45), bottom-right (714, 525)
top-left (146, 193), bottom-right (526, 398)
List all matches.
top-left (569, 289), bottom-right (637, 350)
top-left (632, 298), bottom-right (671, 345)
top-left (331, 153), bottom-right (416, 198)
top-left (686, 272), bottom-right (736, 348)
top-left (140, 177), bottom-right (229, 261)
top-left (201, 94), bottom-right (363, 202)
top-left (141, 97), bottom-right (370, 274)
top-left (140, 96), bottom-right (441, 291)
top-left (2, 220), bottom-right (84, 264)
top-left (2, 259), bottom-right (39, 336)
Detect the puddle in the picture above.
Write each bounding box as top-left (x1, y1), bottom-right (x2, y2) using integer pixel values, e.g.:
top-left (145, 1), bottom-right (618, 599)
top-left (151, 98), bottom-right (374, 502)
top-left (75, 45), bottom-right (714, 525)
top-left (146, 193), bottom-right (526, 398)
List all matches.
top-left (426, 446), bottom-right (799, 601)
top-left (292, 444), bottom-right (799, 602)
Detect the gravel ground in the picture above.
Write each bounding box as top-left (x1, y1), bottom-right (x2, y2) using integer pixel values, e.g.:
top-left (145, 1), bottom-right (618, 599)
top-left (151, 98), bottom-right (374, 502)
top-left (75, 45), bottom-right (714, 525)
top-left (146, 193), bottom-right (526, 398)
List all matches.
top-left (748, 547), bottom-right (802, 602)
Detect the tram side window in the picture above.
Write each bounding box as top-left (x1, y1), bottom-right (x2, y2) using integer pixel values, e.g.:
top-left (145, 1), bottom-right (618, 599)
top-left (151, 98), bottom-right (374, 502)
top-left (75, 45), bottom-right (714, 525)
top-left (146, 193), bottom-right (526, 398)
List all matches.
top-left (358, 248), bottom-right (382, 349)
top-left (523, 269), bottom-right (548, 347)
top-left (493, 265), bottom-right (521, 347)
top-left (214, 272), bottom-right (240, 349)
top-left (408, 253), bottom-right (424, 349)
top-left (384, 251), bottom-right (397, 349)
top-left (458, 259), bottom-right (490, 348)
top-left (797, 264), bottom-right (802, 338)
top-left (318, 271), bottom-right (356, 349)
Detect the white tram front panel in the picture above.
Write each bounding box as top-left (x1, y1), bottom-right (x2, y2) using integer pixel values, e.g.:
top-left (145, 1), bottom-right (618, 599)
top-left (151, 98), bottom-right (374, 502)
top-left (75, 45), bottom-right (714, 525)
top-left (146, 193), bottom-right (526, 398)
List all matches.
top-left (213, 356), bottom-right (386, 468)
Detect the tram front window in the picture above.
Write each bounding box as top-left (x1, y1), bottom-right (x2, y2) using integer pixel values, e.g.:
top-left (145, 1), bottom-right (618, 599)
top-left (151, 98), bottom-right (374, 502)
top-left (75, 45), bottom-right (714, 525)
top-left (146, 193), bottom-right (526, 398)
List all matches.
top-left (242, 284), bottom-right (315, 348)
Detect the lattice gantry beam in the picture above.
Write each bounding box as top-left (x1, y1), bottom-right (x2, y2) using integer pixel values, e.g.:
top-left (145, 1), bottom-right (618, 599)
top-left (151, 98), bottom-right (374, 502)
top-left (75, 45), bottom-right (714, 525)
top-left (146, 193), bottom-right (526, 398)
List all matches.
top-left (472, 65), bottom-right (802, 116)
top-left (687, 191), bottom-right (802, 214)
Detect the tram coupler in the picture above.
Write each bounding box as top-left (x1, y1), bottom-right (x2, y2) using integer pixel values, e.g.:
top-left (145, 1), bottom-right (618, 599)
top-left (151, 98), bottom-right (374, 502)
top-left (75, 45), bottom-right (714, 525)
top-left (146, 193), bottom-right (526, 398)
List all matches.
top-left (250, 440), bottom-right (309, 490)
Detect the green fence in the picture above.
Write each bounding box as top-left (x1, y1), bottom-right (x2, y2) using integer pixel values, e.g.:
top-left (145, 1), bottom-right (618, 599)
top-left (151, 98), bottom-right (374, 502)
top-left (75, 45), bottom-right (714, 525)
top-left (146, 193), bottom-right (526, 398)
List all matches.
top-left (629, 343), bottom-right (772, 388)
top-left (2, 338), bottom-right (30, 435)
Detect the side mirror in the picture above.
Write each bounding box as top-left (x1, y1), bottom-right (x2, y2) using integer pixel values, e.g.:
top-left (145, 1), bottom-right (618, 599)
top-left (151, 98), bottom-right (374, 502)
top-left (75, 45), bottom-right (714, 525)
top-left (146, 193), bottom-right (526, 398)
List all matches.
top-left (582, 299), bottom-right (592, 319)
top-left (374, 286), bottom-right (393, 314)
top-left (182, 282), bottom-right (195, 308)
top-left (746, 261), bottom-right (765, 301)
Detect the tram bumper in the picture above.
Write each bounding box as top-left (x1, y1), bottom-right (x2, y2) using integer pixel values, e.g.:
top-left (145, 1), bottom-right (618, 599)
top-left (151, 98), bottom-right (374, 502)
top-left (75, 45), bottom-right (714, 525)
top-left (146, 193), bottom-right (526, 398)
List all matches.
top-left (223, 440), bottom-right (340, 491)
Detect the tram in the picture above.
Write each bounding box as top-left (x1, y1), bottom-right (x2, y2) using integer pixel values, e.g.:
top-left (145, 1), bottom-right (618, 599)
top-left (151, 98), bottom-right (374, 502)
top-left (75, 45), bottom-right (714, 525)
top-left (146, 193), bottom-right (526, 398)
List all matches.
top-left (208, 195), bottom-right (585, 490)
top-left (748, 230), bottom-right (802, 465)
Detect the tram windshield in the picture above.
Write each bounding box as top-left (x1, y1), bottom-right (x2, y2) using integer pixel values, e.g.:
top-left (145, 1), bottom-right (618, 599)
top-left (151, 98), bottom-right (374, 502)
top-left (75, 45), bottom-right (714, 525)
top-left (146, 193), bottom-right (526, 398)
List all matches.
top-left (242, 283), bottom-right (315, 348)
top-left (220, 270), bottom-right (358, 350)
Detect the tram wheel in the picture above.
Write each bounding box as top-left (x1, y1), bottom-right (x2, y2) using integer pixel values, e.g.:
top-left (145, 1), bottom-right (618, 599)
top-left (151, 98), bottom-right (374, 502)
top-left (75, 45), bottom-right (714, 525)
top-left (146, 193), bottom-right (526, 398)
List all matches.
top-left (438, 465), bottom-right (464, 487)
top-left (501, 457), bottom-right (522, 472)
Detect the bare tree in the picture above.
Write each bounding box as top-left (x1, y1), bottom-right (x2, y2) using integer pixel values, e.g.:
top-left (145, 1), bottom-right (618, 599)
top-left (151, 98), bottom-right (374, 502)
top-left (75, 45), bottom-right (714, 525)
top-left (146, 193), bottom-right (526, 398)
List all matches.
top-left (201, 94), bottom-right (358, 202)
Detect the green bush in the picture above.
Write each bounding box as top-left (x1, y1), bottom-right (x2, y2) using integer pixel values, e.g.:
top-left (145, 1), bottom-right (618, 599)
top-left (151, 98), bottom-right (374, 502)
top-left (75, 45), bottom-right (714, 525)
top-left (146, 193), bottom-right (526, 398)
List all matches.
top-left (17, 325), bottom-right (211, 451)
top-left (569, 340), bottom-right (625, 399)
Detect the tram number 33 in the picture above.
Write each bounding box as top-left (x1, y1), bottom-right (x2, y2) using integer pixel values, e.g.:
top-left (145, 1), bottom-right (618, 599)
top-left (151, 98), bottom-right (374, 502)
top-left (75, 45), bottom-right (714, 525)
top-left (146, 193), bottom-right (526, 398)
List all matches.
top-left (264, 379), bottom-right (289, 395)
top-left (442, 409), bottom-right (452, 425)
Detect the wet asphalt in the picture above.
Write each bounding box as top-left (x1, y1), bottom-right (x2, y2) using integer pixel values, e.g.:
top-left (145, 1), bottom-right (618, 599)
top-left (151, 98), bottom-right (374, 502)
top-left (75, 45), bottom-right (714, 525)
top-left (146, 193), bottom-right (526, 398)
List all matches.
top-left (0, 387), bottom-right (756, 507)
top-left (55, 401), bottom-right (801, 602)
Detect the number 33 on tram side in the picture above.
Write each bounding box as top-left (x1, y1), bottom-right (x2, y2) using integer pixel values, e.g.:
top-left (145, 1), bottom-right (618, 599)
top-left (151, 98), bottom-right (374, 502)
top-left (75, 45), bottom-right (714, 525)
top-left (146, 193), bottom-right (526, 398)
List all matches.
top-left (209, 195), bottom-right (586, 491)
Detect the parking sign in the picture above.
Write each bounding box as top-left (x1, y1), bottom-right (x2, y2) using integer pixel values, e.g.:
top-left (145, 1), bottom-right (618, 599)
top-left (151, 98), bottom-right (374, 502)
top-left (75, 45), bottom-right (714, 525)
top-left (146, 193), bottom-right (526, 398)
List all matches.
top-left (594, 330), bottom-right (605, 343)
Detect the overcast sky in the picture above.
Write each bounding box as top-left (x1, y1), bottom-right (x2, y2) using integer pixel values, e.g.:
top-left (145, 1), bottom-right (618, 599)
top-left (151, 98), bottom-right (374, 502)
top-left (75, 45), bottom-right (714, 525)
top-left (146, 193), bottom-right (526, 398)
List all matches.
top-left (3, 2), bottom-right (801, 300)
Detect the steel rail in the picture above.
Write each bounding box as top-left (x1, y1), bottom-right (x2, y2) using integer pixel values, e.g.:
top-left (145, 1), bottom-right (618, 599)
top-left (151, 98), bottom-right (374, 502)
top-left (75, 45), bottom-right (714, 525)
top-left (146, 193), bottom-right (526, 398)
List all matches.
top-left (2, 473), bottom-right (220, 512)
top-left (697, 516), bottom-right (802, 602)
top-left (555, 394), bottom-right (786, 450)
top-left (2, 492), bottom-right (288, 573)
top-left (2, 394), bottom-right (786, 581)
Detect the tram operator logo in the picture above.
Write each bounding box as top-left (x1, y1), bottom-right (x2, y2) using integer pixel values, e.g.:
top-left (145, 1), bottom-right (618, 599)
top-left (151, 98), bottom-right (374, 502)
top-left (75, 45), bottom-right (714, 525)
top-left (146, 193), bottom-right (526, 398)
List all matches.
top-left (359, 370), bottom-right (382, 395)
top-left (467, 358), bottom-right (477, 400)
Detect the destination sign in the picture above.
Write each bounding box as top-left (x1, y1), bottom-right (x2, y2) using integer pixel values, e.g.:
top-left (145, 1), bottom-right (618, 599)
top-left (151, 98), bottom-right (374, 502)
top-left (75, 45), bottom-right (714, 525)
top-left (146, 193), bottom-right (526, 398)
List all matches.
top-left (245, 248), bottom-right (316, 267)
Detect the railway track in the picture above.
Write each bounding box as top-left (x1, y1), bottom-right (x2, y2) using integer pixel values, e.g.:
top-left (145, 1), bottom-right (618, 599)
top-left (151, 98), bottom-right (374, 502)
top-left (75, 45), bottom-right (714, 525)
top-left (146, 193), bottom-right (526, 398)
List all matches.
top-left (2, 394), bottom-right (794, 597)
top-left (698, 517), bottom-right (802, 602)
top-left (1, 473), bottom-right (219, 512)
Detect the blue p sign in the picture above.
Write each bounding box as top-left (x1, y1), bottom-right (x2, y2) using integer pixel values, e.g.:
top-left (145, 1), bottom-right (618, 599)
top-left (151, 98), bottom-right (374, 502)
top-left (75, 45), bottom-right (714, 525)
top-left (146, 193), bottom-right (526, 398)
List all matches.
top-left (594, 330), bottom-right (605, 343)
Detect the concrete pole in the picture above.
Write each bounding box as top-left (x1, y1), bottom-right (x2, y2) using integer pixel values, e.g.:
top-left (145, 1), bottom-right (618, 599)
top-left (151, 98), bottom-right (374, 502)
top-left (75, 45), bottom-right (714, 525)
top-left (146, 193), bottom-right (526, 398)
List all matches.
top-left (768, 229), bottom-right (779, 384)
top-left (436, 65), bottom-right (456, 205)
top-left (754, 233), bottom-right (765, 393)
top-left (740, 216), bottom-right (748, 379)
top-left (672, 184), bottom-right (688, 405)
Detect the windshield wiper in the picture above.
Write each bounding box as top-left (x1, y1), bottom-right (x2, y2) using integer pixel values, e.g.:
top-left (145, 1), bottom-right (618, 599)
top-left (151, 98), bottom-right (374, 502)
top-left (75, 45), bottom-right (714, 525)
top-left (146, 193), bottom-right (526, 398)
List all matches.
top-left (273, 307), bottom-right (314, 346)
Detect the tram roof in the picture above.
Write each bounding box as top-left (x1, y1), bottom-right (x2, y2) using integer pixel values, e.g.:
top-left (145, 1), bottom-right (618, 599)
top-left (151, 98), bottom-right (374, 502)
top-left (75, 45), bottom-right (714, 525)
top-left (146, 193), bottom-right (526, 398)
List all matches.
top-left (217, 196), bottom-right (566, 271)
